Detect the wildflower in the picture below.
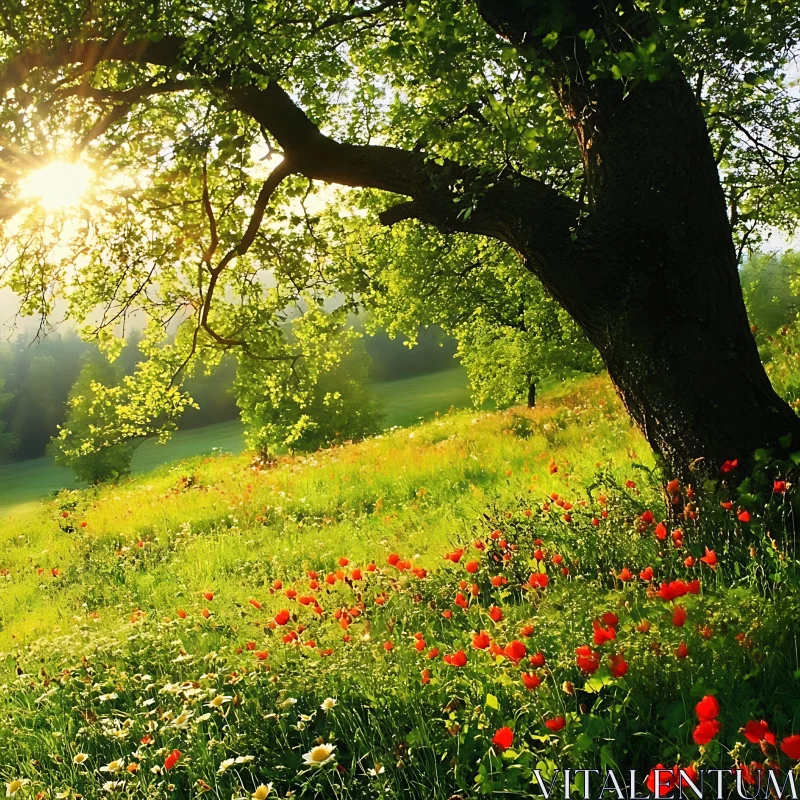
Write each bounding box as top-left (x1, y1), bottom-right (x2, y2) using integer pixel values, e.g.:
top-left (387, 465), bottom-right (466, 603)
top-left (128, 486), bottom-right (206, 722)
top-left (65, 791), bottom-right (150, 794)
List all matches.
top-left (646, 765), bottom-right (676, 798)
top-left (545, 716), bottom-right (566, 732)
top-left (100, 759), bottom-right (125, 774)
top-left (520, 624), bottom-right (535, 637)
top-left (781, 735), bottom-right (800, 760)
top-left (492, 726), bottom-right (514, 750)
top-left (640, 566), bottom-right (654, 581)
top-left (202, 591), bottom-right (214, 601)
top-left (737, 509), bottom-right (751, 523)
top-left (465, 560), bottom-right (479, 573)
top-left (618, 567), bottom-right (633, 581)
top-left (529, 651), bottom-right (546, 667)
top-left (774, 480), bottom-right (787, 494)
top-left (6, 780), bottom-right (29, 797)
top-left (383, 641), bottom-right (394, 652)
top-left (207, 694), bottom-right (233, 709)
top-left (743, 720), bottom-right (775, 745)
top-left (302, 743), bottom-right (336, 767)
top-left (700, 547), bottom-right (717, 568)
top-left (421, 669), bottom-right (431, 684)
top-left (73, 753), bottom-right (89, 765)
top-left (695, 695), bottom-right (720, 721)
top-left (675, 642), bottom-right (689, 659)
top-left (274, 609), bottom-right (290, 626)
top-left (164, 749), bottom-right (182, 770)
top-left (654, 523), bottom-right (667, 540)
top-left (472, 631), bottom-right (490, 650)
top-left (721, 459), bottom-right (739, 473)
top-left (454, 592), bottom-right (468, 609)
top-left (692, 719), bottom-right (720, 745)
top-left (609, 653), bottom-right (628, 678)
top-left (248, 598), bottom-right (262, 610)
top-left (504, 639), bottom-right (527, 663)
top-left (522, 672), bottom-right (541, 690)
top-left (488, 605), bottom-right (503, 622)
top-left (321, 697), bottom-right (337, 713)
top-left (444, 650), bottom-right (468, 667)
top-left (253, 785), bottom-right (274, 800)
top-left (672, 605), bottom-right (687, 627)
top-left (576, 645), bottom-right (600, 674)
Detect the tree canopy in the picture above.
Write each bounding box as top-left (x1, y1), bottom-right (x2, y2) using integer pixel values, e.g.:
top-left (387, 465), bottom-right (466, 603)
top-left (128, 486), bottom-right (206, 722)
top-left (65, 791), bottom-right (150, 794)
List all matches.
top-left (1, 0), bottom-right (799, 464)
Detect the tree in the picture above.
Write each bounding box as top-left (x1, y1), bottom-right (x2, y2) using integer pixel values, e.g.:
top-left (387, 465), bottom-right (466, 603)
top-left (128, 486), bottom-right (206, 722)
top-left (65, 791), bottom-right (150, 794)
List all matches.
top-left (238, 337), bottom-right (383, 459)
top-left (1, 0), bottom-right (800, 482)
top-left (50, 355), bottom-right (135, 484)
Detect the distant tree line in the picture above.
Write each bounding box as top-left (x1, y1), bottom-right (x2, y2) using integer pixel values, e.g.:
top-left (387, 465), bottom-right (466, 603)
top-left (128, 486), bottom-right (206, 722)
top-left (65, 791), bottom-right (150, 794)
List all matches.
top-left (0, 322), bottom-right (460, 463)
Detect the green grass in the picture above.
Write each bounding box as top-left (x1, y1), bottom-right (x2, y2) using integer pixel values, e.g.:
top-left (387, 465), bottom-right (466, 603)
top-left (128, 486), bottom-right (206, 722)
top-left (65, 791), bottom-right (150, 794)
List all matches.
top-left (0, 368), bottom-right (474, 514)
top-left (1, 375), bottom-right (799, 799)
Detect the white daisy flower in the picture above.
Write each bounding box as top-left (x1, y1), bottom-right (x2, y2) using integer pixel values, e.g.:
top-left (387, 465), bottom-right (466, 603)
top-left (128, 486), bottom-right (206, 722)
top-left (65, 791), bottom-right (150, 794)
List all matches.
top-left (302, 743), bottom-right (336, 768)
top-left (320, 697), bottom-right (337, 713)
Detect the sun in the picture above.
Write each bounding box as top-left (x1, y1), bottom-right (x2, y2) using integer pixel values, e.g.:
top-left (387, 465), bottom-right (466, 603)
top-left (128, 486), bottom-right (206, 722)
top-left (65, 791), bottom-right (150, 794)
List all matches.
top-left (20, 161), bottom-right (92, 211)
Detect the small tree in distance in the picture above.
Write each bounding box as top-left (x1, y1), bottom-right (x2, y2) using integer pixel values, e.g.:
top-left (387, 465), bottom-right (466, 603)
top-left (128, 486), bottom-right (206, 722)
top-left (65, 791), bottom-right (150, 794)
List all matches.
top-left (50, 356), bottom-right (135, 484)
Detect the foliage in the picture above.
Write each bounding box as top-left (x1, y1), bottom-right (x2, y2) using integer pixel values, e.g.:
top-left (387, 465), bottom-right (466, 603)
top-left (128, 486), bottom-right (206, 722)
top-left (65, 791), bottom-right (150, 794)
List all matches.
top-left (237, 334), bottom-right (383, 457)
top-left (0, 0), bottom-right (797, 456)
top-left (329, 217), bottom-right (601, 406)
top-left (1, 377), bottom-right (800, 798)
top-left (50, 355), bottom-right (135, 483)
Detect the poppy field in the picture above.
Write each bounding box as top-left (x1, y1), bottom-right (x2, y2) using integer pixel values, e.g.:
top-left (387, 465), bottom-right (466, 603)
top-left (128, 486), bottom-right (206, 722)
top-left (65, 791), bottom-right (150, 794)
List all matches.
top-left (1, 376), bottom-right (799, 799)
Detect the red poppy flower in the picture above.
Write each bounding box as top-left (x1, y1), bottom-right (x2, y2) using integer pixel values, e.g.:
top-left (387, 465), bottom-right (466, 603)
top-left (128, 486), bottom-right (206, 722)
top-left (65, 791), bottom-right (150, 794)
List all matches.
top-left (421, 669), bottom-right (430, 684)
top-left (666, 479), bottom-right (681, 493)
top-left (528, 572), bottom-right (549, 589)
top-left (427, 647), bottom-right (439, 659)
top-left (737, 509), bottom-right (751, 523)
top-left (672, 605), bottom-right (687, 627)
top-left (743, 720), bottom-right (774, 744)
top-left (520, 624), bottom-right (535, 637)
top-left (338, 557), bottom-right (349, 567)
top-left (609, 653), bottom-right (628, 678)
top-left (387, 553), bottom-right (400, 566)
top-left (720, 500), bottom-right (733, 510)
top-left (655, 523), bottom-right (668, 540)
top-left (465, 560), bottom-right (479, 574)
top-left (687, 579), bottom-right (701, 594)
top-left (780, 734), bottom-right (800, 760)
top-left (444, 549), bottom-right (464, 563)
top-left (618, 567), bottom-right (634, 581)
top-left (274, 609), bottom-right (290, 626)
top-left (675, 642), bottom-right (689, 659)
top-left (575, 645), bottom-right (600, 674)
top-left (721, 459), bottom-right (739, 473)
top-left (383, 641), bottom-right (394, 652)
top-left (504, 639), bottom-right (527, 664)
top-left (545, 716), bottom-right (566, 732)
top-left (593, 620), bottom-right (617, 644)
top-left (695, 695), bottom-right (720, 720)
top-left (490, 575), bottom-right (508, 587)
top-left (646, 765), bottom-right (675, 798)
top-left (774, 480), bottom-right (787, 494)
top-left (202, 592), bottom-right (214, 601)
top-left (351, 568), bottom-right (362, 581)
top-left (164, 750), bottom-right (181, 770)
top-left (492, 726), bottom-right (514, 750)
top-left (529, 651), bottom-right (546, 667)
top-left (692, 719), bottom-right (720, 745)
top-left (522, 672), bottom-right (541, 690)
top-left (472, 631), bottom-right (490, 650)
top-left (455, 592), bottom-right (468, 609)
top-left (176, 609), bottom-right (187, 619)
top-left (488, 605), bottom-right (503, 622)
top-left (640, 566), bottom-right (654, 581)
top-left (444, 649), bottom-right (467, 667)
top-left (248, 598), bottom-right (262, 610)
top-left (700, 547), bottom-right (717, 568)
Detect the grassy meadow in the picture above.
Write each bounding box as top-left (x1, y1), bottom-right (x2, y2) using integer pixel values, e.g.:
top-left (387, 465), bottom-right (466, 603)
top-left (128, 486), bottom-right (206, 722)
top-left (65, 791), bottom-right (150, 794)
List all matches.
top-left (0, 368), bottom-right (473, 515)
top-left (1, 375), bottom-right (799, 798)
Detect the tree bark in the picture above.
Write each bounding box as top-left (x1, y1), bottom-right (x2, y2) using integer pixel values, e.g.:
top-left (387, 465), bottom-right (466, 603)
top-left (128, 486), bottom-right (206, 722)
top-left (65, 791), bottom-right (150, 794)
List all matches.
top-left (527, 381), bottom-right (537, 409)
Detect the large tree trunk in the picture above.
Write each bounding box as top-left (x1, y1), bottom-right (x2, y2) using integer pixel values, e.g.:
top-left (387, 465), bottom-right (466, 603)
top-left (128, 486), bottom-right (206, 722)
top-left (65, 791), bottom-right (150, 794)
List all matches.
top-left (551, 73), bottom-right (800, 479)
top-left (474, 0), bottom-right (800, 480)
